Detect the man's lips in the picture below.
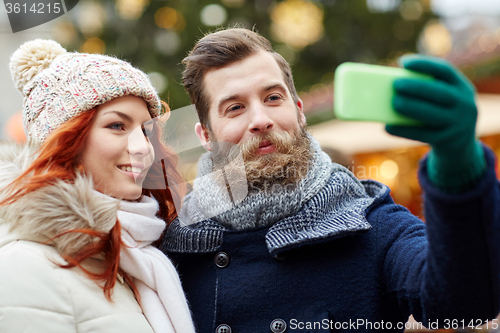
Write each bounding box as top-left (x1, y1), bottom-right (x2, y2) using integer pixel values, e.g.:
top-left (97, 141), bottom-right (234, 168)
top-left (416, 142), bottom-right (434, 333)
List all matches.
top-left (257, 140), bottom-right (275, 155)
top-left (259, 140), bottom-right (272, 148)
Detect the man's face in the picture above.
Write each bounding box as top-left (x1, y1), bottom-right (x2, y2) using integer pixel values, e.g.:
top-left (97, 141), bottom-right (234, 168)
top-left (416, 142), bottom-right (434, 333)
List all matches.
top-left (196, 50), bottom-right (306, 152)
top-left (195, 50), bottom-right (311, 188)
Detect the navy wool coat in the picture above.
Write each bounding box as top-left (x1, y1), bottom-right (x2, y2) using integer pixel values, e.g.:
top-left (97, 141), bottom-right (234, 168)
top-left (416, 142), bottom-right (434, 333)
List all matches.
top-left (161, 148), bottom-right (500, 332)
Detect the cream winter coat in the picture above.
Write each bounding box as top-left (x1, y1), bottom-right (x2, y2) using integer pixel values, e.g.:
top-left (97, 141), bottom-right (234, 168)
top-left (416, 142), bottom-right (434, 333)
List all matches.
top-left (0, 142), bottom-right (154, 333)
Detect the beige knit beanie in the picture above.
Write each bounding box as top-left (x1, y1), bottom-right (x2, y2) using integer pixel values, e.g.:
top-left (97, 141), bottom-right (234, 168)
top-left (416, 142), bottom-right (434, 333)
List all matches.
top-left (10, 39), bottom-right (162, 146)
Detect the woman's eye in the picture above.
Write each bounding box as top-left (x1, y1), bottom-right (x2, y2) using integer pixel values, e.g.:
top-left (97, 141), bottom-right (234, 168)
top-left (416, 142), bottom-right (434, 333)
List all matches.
top-left (108, 122), bottom-right (125, 130)
top-left (142, 126), bottom-right (154, 138)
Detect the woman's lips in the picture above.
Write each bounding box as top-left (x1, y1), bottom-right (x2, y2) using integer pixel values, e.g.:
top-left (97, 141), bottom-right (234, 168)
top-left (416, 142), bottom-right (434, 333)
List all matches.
top-left (117, 165), bottom-right (145, 180)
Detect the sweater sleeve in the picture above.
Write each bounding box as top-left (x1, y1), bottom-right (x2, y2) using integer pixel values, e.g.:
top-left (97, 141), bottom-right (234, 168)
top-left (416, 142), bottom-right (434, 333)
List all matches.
top-left (0, 241), bottom-right (77, 333)
top-left (379, 144), bottom-right (500, 327)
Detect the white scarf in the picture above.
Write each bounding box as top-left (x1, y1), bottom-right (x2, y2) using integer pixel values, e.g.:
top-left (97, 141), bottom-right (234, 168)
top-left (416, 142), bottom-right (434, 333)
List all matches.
top-left (117, 195), bottom-right (195, 333)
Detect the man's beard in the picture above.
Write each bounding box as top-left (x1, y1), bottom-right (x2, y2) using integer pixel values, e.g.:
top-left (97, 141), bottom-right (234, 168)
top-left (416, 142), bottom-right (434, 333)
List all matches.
top-left (210, 127), bottom-right (312, 193)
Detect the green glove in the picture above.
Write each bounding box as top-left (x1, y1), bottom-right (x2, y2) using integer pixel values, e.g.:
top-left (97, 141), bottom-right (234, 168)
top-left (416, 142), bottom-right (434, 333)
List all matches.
top-left (386, 55), bottom-right (486, 193)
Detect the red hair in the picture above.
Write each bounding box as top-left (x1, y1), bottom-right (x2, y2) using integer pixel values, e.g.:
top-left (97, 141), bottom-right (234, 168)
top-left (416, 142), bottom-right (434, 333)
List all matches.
top-left (0, 102), bottom-right (186, 300)
top-left (142, 102), bottom-right (187, 226)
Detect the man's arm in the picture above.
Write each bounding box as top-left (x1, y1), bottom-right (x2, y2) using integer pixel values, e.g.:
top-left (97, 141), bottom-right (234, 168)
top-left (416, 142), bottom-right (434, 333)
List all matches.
top-left (377, 147), bottom-right (500, 326)
top-left (382, 55), bottom-right (500, 324)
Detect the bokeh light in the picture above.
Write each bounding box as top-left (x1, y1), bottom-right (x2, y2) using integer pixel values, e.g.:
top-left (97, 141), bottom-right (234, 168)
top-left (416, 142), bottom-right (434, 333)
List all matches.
top-left (478, 34), bottom-right (497, 53)
top-left (270, 0), bottom-right (324, 50)
top-left (309, 83), bottom-right (329, 104)
top-left (200, 4), bottom-right (227, 27)
top-left (399, 0), bottom-right (423, 20)
top-left (116, 0), bottom-right (151, 20)
top-left (154, 30), bottom-right (181, 56)
top-left (420, 20), bottom-right (452, 57)
top-left (380, 159), bottom-right (399, 179)
top-left (80, 37), bottom-right (106, 54)
top-left (494, 27), bottom-right (500, 45)
top-left (155, 7), bottom-right (186, 32)
top-left (76, 1), bottom-right (107, 36)
top-left (148, 72), bottom-right (168, 95)
top-left (5, 112), bottom-right (26, 143)
top-left (53, 22), bottom-right (76, 45)
top-left (366, 0), bottom-right (401, 13)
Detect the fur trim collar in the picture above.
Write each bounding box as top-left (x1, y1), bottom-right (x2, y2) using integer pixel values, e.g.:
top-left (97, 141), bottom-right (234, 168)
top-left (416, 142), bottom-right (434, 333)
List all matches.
top-left (0, 142), bottom-right (118, 256)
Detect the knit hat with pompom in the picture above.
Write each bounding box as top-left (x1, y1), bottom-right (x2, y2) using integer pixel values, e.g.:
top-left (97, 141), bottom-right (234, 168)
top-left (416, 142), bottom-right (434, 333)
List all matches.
top-left (10, 39), bottom-right (162, 146)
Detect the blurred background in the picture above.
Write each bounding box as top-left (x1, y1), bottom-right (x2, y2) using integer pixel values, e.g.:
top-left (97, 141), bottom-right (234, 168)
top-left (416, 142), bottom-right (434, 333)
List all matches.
top-left (3, 0), bottom-right (500, 217)
top-left (2, 0), bottom-right (500, 331)
top-left (3, 0), bottom-right (500, 209)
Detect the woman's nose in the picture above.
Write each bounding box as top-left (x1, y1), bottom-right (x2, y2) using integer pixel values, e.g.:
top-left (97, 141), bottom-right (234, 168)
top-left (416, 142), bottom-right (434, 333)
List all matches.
top-left (127, 126), bottom-right (152, 156)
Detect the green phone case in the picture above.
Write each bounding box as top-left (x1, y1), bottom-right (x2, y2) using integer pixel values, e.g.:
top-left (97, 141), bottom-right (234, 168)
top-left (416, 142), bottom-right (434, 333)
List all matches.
top-left (334, 62), bottom-right (432, 126)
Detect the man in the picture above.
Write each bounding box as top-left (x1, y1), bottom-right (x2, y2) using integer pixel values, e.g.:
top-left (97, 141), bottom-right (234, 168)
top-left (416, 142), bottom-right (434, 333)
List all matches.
top-left (161, 28), bottom-right (500, 332)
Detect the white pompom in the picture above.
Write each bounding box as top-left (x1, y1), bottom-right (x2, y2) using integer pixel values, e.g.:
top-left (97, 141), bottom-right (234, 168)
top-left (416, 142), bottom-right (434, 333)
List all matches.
top-left (10, 39), bottom-right (66, 93)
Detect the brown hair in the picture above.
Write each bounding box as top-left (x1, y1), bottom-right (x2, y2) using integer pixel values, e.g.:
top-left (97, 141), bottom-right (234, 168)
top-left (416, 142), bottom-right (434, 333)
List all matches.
top-left (182, 28), bottom-right (299, 130)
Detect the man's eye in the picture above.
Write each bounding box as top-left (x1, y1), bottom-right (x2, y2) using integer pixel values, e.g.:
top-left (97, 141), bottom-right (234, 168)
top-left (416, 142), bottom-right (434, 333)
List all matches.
top-left (227, 104), bottom-right (243, 112)
top-left (108, 122), bottom-right (124, 130)
top-left (267, 94), bottom-right (283, 102)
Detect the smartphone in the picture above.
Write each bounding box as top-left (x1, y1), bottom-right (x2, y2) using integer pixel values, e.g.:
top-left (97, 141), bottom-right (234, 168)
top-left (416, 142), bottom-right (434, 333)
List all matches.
top-left (333, 62), bottom-right (433, 126)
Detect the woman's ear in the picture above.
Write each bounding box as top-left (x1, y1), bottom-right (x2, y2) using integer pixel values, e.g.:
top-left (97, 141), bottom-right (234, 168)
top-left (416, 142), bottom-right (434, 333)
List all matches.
top-left (195, 122), bottom-right (211, 151)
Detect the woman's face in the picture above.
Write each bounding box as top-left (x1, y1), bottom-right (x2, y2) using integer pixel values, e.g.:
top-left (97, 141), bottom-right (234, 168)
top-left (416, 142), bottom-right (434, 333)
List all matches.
top-left (80, 95), bottom-right (155, 200)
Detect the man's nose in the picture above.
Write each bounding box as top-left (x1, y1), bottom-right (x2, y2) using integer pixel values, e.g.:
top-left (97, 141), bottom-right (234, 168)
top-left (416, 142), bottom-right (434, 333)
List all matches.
top-left (249, 104), bottom-right (273, 134)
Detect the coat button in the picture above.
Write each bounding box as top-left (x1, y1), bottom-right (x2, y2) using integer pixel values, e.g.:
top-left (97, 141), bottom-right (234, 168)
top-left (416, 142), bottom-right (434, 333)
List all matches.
top-left (214, 252), bottom-right (230, 268)
top-left (216, 323), bottom-right (232, 333)
top-left (270, 318), bottom-right (287, 332)
top-left (273, 252), bottom-right (288, 262)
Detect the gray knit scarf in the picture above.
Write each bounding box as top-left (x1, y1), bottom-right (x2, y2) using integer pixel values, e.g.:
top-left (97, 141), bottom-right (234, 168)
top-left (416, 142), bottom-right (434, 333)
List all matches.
top-left (180, 135), bottom-right (333, 230)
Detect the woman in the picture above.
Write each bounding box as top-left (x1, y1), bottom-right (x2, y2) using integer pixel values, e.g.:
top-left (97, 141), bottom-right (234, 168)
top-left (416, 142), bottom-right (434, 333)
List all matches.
top-left (0, 40), bottom-right (195, 333)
